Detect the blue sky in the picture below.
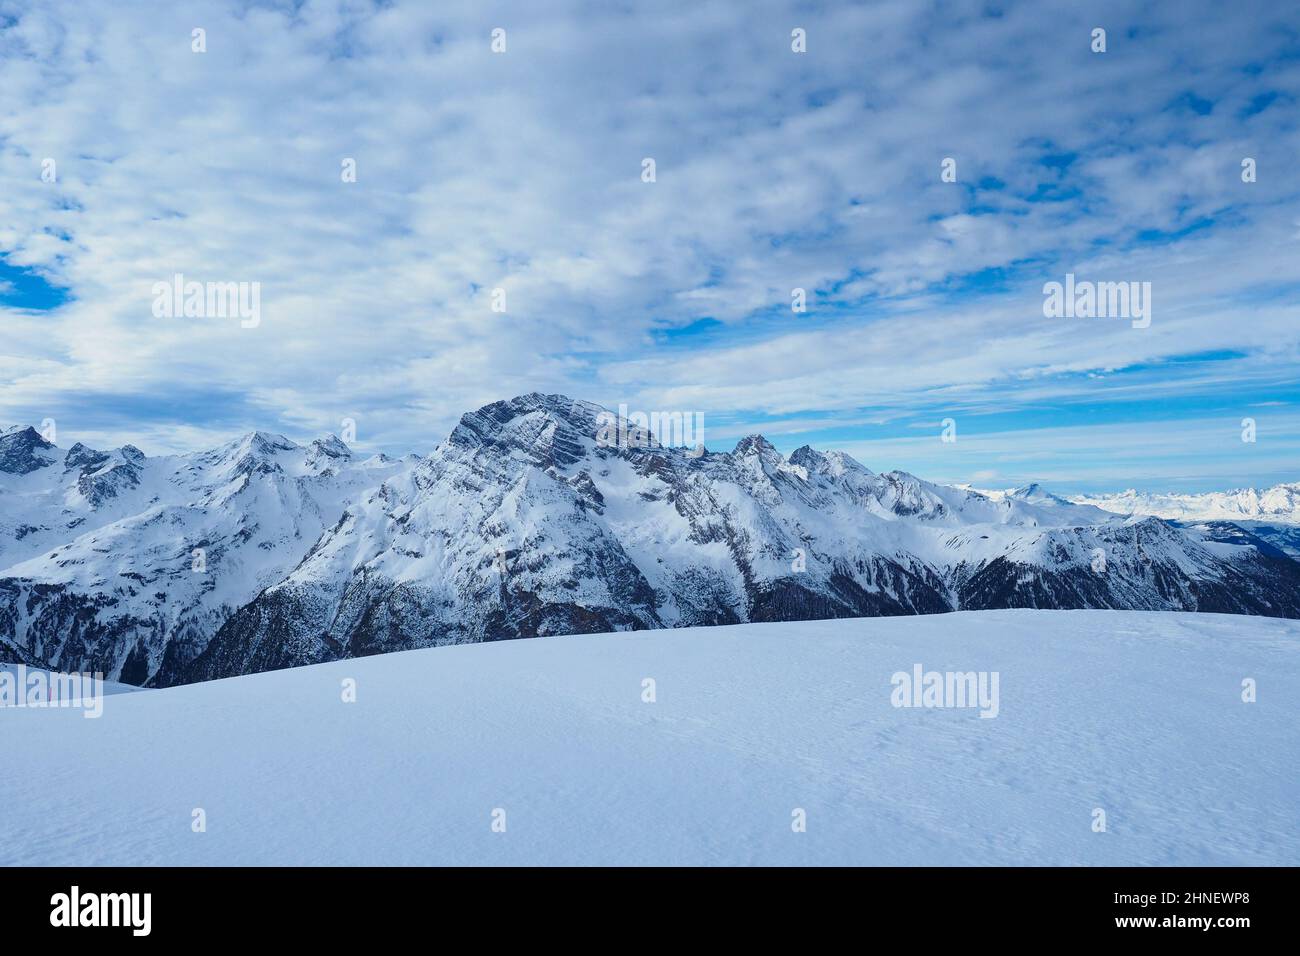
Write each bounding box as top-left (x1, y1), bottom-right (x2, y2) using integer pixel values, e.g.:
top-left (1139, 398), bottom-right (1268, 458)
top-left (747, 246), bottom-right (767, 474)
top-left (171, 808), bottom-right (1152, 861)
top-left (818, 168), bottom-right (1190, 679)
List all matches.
top-left (1, 0), bottom-right (1299, 493)
top-left (0, 256), bottom-right (71, 311)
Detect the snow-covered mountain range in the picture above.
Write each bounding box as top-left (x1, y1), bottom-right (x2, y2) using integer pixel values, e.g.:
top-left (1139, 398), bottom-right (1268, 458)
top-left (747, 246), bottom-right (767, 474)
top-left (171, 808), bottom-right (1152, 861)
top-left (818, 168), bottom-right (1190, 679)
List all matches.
top-left (1068, 483), bottom-right (1300, 524)
top-left (1063, 484), bottom-right (1300, 558)
top-left (3, 394), bottom-right (1299, 686)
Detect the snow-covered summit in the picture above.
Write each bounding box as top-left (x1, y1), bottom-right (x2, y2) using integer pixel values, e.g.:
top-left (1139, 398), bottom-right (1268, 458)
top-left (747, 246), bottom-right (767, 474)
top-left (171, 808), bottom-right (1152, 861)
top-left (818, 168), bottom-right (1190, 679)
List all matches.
top-left (0, 426), bottom-right (57, 475)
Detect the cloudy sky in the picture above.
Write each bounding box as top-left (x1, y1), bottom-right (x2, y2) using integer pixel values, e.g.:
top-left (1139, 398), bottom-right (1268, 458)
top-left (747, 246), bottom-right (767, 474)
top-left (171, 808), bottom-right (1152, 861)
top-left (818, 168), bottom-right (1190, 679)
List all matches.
top-left (1, 0), bottom-right (1298, 492)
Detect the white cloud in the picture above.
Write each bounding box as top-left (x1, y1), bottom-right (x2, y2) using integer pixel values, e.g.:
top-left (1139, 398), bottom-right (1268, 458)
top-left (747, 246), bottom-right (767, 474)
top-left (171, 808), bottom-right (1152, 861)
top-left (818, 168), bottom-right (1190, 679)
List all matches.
top-left (0, 0), bottom-right (1295, 493)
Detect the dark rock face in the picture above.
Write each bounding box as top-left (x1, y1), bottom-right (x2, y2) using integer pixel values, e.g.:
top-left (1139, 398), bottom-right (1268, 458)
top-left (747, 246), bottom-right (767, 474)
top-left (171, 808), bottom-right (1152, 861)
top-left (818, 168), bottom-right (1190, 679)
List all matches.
top-left (957, 520), bottom-right (1300, 618)
top-left (1183, 520), bottom-right (1300, 559)
top-left (0, 580), bottom-right (164, 677)
top-left (0, 427), bottom-right (57, 475)
top-left (74, 450), bottom-right (143, 507)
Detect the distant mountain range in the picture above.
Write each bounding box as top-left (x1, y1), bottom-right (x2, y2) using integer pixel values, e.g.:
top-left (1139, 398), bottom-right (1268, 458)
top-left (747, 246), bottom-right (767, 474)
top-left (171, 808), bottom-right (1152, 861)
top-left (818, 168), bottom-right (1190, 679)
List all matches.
top-left (3, 395), bottom-right (1298, 687)
top-left (968, 480), bottom-right (1300, 559)
top-left (1064, 485), bottom-right (1300, 558)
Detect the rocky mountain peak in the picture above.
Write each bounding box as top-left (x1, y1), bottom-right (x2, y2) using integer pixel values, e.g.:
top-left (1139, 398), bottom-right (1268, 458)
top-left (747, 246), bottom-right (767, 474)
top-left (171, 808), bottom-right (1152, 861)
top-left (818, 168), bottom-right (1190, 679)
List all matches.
top-left (119, 444), bottom-right (146, 465)
top-left (64, 441), bottom-right (108, 471)
top-left (449, 393), bottom-right (609, 468)
top-left (789, 445), bottom-right (873, 478)
top-left (732, 434), bottom-right (781, 460)
top-left (0, 426), bottom-right (58, 475)
top-left (307, 435), bottom-right (352, 465)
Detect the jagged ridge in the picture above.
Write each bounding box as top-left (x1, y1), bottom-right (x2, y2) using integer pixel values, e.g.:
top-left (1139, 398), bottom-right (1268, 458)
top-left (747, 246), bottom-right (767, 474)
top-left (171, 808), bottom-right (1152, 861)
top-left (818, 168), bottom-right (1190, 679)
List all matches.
top-left (3, 393), bottom-right (1298, 687)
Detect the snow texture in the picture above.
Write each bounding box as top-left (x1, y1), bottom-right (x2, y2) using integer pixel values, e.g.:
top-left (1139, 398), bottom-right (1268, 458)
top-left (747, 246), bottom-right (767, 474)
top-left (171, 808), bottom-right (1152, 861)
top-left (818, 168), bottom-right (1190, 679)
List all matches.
top-left (2, 609), bottom-right (1295, 866)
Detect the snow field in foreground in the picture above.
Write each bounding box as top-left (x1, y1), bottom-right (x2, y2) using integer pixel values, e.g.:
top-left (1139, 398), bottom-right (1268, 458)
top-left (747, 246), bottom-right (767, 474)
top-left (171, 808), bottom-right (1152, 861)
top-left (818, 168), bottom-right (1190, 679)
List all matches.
top-left (2, 609), bottom-right (1296, 866)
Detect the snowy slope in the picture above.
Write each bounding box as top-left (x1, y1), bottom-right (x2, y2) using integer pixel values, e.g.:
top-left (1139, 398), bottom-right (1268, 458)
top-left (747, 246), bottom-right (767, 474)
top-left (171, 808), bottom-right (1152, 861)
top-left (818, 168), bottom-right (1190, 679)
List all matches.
top-left (2, 610), bottom-right (1295, 866)
top-left (0, 662), bottom-right (141, 697)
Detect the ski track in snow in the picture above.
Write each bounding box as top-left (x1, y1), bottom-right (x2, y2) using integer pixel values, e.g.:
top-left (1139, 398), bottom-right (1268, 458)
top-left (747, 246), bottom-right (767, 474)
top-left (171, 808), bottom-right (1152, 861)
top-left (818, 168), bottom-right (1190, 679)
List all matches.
top-left (2, 608), bottom-right (1297, 866)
